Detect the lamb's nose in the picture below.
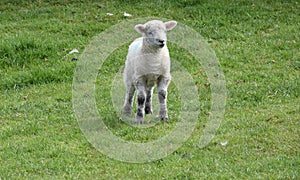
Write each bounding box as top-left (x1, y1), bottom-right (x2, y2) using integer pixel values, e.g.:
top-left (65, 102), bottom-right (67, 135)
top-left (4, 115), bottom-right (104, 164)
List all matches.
top-left (158, 40), bottom-right (165, 44)
top-left (158, 40), bottom-right (165, 48)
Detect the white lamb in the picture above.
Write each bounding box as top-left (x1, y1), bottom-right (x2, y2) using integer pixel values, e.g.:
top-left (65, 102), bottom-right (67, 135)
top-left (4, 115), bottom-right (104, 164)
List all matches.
top-left (123, 20), bottom-right (177, 123)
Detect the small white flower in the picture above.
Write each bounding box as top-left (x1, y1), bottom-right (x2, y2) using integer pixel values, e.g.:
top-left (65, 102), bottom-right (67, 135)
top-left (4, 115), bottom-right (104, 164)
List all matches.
top-left (123, 12), bottom-right (132, 17)
top-left (220, 141), bottom-right (228, 146)
top-left (106, 13), bottom-right (113, 16)
top-left (69, 49), bottom-right (79, 54)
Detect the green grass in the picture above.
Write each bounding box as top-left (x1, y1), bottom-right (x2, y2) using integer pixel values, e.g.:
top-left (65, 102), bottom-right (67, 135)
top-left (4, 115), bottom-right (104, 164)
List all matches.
top-left (0, 0), bottom-right (299, 179)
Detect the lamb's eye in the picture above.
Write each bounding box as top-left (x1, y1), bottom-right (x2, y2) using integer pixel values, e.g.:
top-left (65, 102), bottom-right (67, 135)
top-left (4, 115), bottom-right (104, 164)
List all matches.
top-left (148, 32), bottom-right (153, 35)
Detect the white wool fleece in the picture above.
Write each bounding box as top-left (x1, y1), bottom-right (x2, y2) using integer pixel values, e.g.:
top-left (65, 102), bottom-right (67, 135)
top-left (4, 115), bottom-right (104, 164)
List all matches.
top-left (124, 37), bottom-right (171, 85)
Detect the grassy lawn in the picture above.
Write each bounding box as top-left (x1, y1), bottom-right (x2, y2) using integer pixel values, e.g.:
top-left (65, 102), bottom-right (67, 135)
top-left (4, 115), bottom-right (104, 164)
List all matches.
top-left (0, 0), bottom-right (299, 179)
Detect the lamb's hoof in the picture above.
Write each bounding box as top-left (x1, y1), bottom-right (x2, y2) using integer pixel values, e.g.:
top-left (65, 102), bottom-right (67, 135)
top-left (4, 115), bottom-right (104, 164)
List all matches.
top-left (145, 107), bottom-right (153, 114)
top-left (123, 107), bottom-right (132, 116)
top-left (123, 111), bottom-right (131, 116)
top-left (158, 114), bottom-right (168, 122)
top-left (161, 116), bottom-right (168, 122)
top-left (135, 116), bottom-right (144, 124)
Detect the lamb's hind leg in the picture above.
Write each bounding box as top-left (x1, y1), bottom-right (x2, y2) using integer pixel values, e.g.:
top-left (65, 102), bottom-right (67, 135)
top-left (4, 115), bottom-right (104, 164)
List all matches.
top-left (157, 77), bottom-right (170, 121)
top-left (123, 84), bottom-right (135, 116)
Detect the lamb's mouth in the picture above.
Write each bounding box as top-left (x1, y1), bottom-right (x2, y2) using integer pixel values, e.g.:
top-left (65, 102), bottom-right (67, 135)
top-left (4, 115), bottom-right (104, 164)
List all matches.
top-left (158, 44), bottom-right (165, 48)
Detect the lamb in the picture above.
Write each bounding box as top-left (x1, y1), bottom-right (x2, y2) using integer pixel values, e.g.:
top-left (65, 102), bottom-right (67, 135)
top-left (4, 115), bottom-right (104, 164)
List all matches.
top-left (123, 20), bottom-right (177, 123)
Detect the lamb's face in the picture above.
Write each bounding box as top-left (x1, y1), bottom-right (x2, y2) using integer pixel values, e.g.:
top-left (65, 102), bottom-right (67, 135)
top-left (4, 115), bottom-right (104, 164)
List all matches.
top-left (145, 24), bottom-right (167, 48)
top-left (135, 20), bottom-right (177, 49)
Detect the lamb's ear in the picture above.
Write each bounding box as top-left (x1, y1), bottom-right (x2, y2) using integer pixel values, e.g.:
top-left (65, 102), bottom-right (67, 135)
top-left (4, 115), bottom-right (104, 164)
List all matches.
top-left (165, 21), bottom-right (177, 31)
top-left (134, 24), bottom-right (145, 34)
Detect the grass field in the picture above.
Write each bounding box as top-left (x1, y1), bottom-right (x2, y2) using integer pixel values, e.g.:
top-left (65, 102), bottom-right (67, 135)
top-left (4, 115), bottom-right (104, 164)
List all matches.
top-left (0, 0), bottom-right (299, 179)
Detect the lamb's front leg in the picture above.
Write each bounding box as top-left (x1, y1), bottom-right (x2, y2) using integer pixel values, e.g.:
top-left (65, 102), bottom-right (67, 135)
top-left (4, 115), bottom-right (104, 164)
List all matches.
top-left (157, 77), bottom-right (170, 121)
top-left (123, 84), bottom-right (135, 116)
top-left (145, 87), bottom-right (154, 114)
top-left (135, 80), bottom-right (146, 123)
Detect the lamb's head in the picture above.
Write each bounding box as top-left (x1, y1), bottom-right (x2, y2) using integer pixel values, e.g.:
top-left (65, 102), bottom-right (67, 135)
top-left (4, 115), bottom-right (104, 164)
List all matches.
top-left (135, 20), bottom-right (177, 48)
